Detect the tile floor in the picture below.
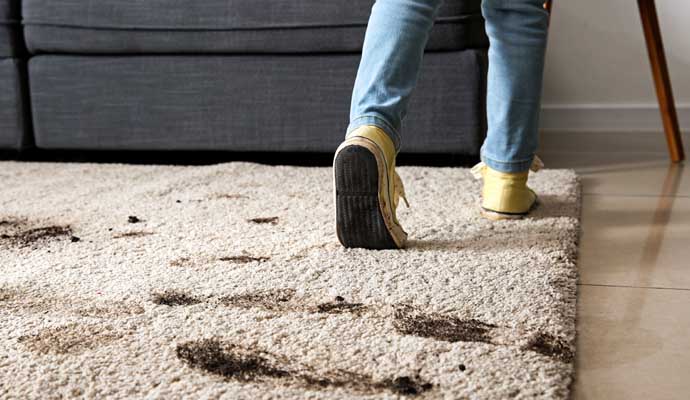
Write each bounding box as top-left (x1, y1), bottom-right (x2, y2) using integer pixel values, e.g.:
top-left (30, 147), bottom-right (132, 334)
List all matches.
top-left (539, 131), bottom-right (690, 399)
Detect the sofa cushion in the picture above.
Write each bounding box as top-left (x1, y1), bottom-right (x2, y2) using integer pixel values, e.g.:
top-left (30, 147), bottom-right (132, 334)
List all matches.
top-left (0, 0), bottom-right (21, 56)
top-left (23, 0), bottom-right (487, 54)
top-left (29, 51), bottom-right (486, 154)
top-left (0, 58), bottom-right (29, 149)
top-left (0, 0), bottom-right (18, 22)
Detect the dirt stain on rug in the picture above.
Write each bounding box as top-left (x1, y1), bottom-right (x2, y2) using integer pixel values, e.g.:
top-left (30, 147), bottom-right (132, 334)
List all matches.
top-left (212, 194), bottom-right (249, 200)
top-left (315, 297), bottom-right (368, 315)
top-left (176, 339), bottom-right (433, 396)
top-left (219, 289), bottom-right (296, 311)
top-left (76, 302), bottom-right (145, 318)
top-left (0, 217), bottom-right (73, 248)
top-left (393, 305), bottom-right (497, 344)
top-left (170, 257), bottom-right (193, 267)
top-left (286, 243), bottom-right (337, 261)
top-left (0, 287), bottom-right (17, 302)
top-left (151, 290), bottom-right (203, 306)
top-left (0, 286), bottom-right (145, 318)
top-left (0, 218), bottom-right (25, 228)
top-left (112, 230), bottom-right (155, 239)
top-left (248, 217), bottom-right (279, 225)
top-left (19, 324), bottom-right (124, 355)
top-left (219, 290), bottom-right (368, 316)
top-left (167, 255), bottom-right (271, 268)
top-left (523, 332), bottom-right (574, 363)
top-left (219, 255), bottom-right (270, 264)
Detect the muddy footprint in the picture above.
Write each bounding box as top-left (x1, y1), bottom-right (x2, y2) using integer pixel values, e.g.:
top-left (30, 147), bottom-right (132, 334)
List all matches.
top-left (19, 323), bottom-right (124, 355)
top-left (176, 339), bottom-right (433, 396)
top-left (0, 217), bottom-right (73, 248)
top-left (393, 305), bottom-right (497, 344)
top-left (523, 332), bottom-right (574, 363)
top-left (151, 290), bottom-right (204, 306)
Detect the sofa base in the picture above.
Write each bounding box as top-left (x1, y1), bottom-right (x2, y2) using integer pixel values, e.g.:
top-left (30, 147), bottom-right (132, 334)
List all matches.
top-left (29, 51), bottom-right (487, 155)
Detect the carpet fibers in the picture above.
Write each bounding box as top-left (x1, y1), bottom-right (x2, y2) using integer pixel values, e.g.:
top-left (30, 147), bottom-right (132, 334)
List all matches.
top-left (0, 161), bottom-right (581, 399)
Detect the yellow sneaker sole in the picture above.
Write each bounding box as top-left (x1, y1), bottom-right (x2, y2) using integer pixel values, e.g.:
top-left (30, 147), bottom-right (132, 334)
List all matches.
top-left (333, 138), bottom-right (407, 249)
top-left (480, 198), bottom-right (539, 221)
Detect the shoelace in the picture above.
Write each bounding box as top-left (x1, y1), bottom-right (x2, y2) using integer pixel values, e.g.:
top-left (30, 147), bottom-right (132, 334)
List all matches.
top-left (393, 171), bottom-right (410, 209)
top-left (470, 155), bottom-right (544, 180)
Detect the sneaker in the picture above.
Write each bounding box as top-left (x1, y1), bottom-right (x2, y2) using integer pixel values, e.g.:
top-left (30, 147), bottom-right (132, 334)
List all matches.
top-left (471, 156), bottom-right (543, 220)
top-left (333, 126), bottom-right (409, 249)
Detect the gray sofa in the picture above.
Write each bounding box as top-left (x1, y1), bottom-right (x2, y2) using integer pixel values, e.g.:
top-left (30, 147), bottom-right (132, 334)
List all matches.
top-left (2, 0), bottom-right (488, 155)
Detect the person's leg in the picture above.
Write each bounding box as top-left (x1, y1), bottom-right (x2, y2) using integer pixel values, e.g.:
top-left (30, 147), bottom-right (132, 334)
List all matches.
top-left (480, 0), bottom-right (549, 172)
top-left (348, 0), bottom-right (445, 151)
top-left (335, 0), bottom-right (443, 249)
top-left (472, 0), bottom-right (549, 220)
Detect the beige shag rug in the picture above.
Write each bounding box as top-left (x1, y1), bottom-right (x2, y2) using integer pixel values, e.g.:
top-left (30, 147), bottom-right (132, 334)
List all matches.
top-left (0, 161), bottom-right (580, 399)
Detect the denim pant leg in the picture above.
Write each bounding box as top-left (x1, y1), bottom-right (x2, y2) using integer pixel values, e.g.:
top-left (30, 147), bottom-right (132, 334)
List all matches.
top-left (480, 0), bottom-right (549, 172)
top-left (348, 0), bottom-right (444, 152)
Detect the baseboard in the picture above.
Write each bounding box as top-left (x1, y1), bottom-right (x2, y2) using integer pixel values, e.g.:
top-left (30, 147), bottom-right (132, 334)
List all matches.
top-left (540, 104), bottom-right (690, 132)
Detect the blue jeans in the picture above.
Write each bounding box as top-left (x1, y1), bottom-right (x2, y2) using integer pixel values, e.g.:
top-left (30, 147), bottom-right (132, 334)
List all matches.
top-left (347, 0), bottom-right (549, 172)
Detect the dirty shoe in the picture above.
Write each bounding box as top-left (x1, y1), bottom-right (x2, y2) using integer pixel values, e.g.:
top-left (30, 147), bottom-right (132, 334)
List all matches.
top-left (333, 126), bottom-right (409, 249)
top-left (471, 156), bottom-right (543, 220)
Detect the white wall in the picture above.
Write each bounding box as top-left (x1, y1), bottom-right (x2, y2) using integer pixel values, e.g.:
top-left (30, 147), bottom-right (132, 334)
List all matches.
top-left (540, 0), bottom-right (690, 131)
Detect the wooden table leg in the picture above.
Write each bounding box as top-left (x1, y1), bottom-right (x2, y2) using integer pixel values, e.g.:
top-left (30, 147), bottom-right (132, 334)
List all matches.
top-left (637, 0), bottom-right (685, 162)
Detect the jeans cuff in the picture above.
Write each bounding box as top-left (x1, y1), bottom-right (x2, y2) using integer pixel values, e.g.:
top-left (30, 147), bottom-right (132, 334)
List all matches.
top-left (347, 115), bottom-right (401, 151)
top-left (481, 152), bottom-right (534, 173)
